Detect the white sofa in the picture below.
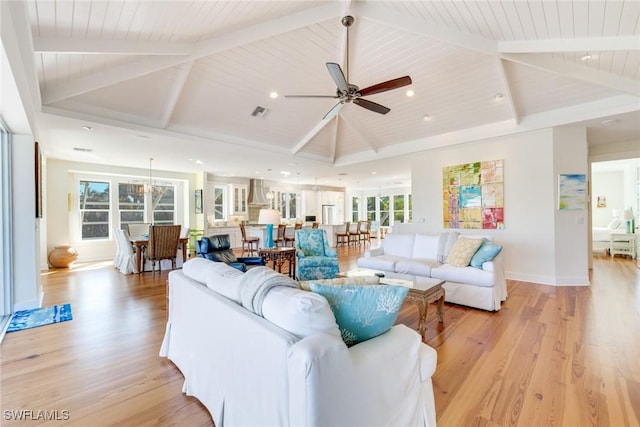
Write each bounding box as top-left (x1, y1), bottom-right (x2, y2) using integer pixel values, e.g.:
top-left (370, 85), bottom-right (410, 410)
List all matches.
top-left (358, 232), bottom-right (507, 311)
top-left (160, 258), bottom-right (438, 427)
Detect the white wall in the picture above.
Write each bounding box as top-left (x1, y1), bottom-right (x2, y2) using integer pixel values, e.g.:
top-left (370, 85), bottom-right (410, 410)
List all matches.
top-left (12, 134), bottom-right (41, 310)
top-left (592, 171), bottom-right (624, 226)
top-left (552, 126), bottom-right (589, 285)
top-left (46, 158), bottom-right (196, 263)
top-left (406, 127), bottom-right (589, 286)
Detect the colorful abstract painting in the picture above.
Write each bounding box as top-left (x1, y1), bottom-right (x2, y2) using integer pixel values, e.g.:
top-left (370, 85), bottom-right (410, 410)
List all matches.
top-left (443, 159), bottom-right (504, 229)
top-left (558, 174), bottom-right (586, 210)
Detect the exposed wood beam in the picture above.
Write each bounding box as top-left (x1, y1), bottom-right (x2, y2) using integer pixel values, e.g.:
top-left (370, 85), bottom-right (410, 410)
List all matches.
top-left (42, 3), bottom-right (341, 104)
top-left (360, 3), bottom-right (639, 97)
top-left (291, 118), bottom-right (333, 155)
top-left (494, 58), bottom-right (520, 125)
top-left (359, 2), bottom-right (497, 56)
top-left (339, 113), bottom-right (379, 153)
top-left (499, 36), bottom-right (640, 53)
top-left (33, 37), bottom-right (194, 55)
top-left (503, 53), bottom-right (640, 96)
top-left (161, 61), bottom-right (194, 129)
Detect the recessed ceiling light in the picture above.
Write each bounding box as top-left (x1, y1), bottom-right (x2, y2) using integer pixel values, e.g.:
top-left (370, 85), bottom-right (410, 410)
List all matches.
top-left (580, 53), bottom-right (592, 61)
top-left (270, 91), bottom-right (278, 99)
top-left (280, 171), bottom-right (290, 176)
top-left (494, 93), bottom-right (504, 101)
top-left (371, 171), bottom-right (377, 175)
top-left (423, 114), bottom-right (432, 121)
top-left (195, 160), bottom-right (203, 165)
top-left (601, 119), bottom-right (618, 126)
top-left (406, 89), bottom-right (415, 97)
top-left (135, 134), bottom-right (149, 139)
top-left (73, 147), bottom-right (93, 152)
top-left (82, 126), bottom-right (93, 131)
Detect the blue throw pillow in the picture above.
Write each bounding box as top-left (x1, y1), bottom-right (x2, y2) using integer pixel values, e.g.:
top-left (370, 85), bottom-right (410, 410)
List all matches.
top-left (469, 240), bottom-right (503, 269)
top-left (309, 284), bottom-right (408, 346)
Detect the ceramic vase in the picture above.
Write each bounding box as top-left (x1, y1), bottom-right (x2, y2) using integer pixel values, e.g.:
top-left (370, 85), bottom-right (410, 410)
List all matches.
top-left (48, 245), bottom-right (79, 268)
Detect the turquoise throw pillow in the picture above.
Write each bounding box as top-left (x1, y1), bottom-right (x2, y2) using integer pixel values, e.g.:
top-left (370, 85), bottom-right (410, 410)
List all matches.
top-left (469, 240), bottom-right (503, 268)
top-left (309, 284), bottom-right (408, 346)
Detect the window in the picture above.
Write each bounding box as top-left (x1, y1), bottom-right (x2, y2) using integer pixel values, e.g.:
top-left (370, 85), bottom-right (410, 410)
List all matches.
top-left (352, 197), bottom-right (359, 222)
top-left (367, 196), bottom-right (376, 221)
top-left (118, 183), bottom-right (144, 230)
top-left (380, 196), bottom-right (390, 226)
top-left (213, 186), bottom-right (225, 220)
top-left (278, 192), bottom-right (298, 219)
top-left (151, 185), bottom-right (175, 224)
top-left (393, 195), bottom-right (405, 224)
top-left (408, 194), bottom-right (412, 222)
top-left (79, 181), bottom-right (110, 240)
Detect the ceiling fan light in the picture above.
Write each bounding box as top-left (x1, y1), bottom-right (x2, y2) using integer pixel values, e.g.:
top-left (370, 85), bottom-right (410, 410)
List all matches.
top-left (406, 89), bottom-right (415, 97)
top-left (269, 91), bottom-right (278, 99)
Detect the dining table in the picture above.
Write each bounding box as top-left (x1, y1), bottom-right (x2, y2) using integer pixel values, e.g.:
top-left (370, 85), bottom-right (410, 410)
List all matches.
top-left (130, 236), bottom-right (189, 273)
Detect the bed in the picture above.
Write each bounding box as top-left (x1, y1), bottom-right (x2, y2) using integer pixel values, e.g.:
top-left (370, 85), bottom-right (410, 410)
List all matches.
top-left (592, 218), bottom-right (625, 254)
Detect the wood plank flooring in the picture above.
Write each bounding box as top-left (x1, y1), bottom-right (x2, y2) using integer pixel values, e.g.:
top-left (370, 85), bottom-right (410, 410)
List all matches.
top-left (1, 245), bottom-right (638, 426)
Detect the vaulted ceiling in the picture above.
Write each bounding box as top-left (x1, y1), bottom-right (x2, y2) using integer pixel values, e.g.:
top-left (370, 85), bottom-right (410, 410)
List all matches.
top-left (8, 0), bottom-right (640, 188)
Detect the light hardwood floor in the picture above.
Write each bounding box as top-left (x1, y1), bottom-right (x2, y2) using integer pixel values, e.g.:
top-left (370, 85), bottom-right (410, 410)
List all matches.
top-left (1, 246), bottom-right (638, 427)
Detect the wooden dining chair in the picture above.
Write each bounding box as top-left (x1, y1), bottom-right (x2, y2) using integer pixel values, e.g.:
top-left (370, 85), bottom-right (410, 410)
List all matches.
top-left (349, 222), bottom-right (361, 246)
top-left (285, 223), bottom-right (302, 246)
top-left (359, 220), bottom-right (372, 245)
top-left (239, 223), bottom-right (259, 256)
top-left (146, 225), bottom-right (181, 272)
top-left (336, 222), bottom-right (350, 247)
top-left (275, 224), bottom-right (287, 247)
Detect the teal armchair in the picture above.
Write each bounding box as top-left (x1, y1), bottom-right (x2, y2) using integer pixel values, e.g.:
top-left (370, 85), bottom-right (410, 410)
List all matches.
top-left (294, 228), bottom-right (339, 280)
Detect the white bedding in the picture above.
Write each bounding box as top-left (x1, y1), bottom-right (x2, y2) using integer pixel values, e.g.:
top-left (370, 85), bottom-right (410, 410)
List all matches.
top-left (593, 226), bottom-right (614, 242)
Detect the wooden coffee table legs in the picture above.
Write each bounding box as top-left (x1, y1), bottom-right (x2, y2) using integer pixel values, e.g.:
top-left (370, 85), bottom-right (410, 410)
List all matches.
top-left (405, 286), bottom-right (445, 340)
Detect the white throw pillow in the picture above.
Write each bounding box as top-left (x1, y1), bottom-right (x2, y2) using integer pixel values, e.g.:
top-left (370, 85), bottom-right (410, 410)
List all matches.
top-left (607, 218), bottom-right (622, 229)
top-left (262, 286), bottom-right (341, 339)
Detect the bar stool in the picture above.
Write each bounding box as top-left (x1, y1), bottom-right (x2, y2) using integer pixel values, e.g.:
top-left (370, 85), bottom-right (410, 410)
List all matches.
top-left (239, 223), bottom-right (259, 256)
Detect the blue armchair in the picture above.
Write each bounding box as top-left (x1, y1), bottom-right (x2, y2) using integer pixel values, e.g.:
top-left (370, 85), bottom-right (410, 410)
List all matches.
top-left (196, 234), bottom-right (264, 272)
top-left (294, 228), bottom-right (339, 280)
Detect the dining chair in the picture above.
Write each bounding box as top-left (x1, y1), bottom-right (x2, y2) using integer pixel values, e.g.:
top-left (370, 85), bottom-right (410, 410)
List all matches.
top-left (359, 220), bottom-right (372, 245)
top-left (335, 222), bottom-right (350, 247)
top-left (146, 225), bottom-right (181, 272)
top-left (284, 223), bottom-right (302, 246)
top-left (114, 229), bottom-right (138, 274)
top-left (349, 222), bottom-right (361, 246)
top-left (275, 224), bottom-right (287, 247)
top-left (239, 223), bottom-right (259, 256)
top-left (311, 222), bottom-right (319, 229)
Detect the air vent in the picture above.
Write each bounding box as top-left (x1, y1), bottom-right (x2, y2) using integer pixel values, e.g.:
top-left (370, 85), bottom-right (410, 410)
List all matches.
top-left (73, 147), bottom-right (93, 152)
top-left (251, 106), bottom-right (270, 119)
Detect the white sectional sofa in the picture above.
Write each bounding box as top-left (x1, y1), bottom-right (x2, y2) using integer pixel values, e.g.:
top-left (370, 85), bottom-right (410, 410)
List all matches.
top-left (160, 259), bottom-right (438, 426)
top-left (357, 232), bottom-right (507, 311)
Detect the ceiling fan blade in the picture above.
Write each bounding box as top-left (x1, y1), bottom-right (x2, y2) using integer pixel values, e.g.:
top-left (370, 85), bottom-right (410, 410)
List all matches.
top-left (358, 76), bottom-right (412, 97)
top-left (353, 98), bottom-right (390, 115)
top-left (284, 95), bottom-right (339, 98)
top-left (323, 101), bottom-right (345, 120)
top-left (326, 62), bottom-right (349, 94)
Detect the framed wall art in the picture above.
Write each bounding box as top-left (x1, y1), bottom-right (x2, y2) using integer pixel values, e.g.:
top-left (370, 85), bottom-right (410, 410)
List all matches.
top-left (443, 159), bottom-right (504, 229)
top-left (558, 174), bottom-right (586, 210)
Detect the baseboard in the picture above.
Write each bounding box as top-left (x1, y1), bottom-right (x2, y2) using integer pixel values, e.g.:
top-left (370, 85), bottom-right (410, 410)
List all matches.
top-left (505, 272), bottom-right (590, 287)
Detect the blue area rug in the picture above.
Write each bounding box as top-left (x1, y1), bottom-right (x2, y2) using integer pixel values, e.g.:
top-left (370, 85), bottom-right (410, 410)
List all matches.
top-left (7, 304), bottom-right (72, 333)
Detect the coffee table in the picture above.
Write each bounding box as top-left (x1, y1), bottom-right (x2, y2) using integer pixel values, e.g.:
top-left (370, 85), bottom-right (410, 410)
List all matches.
top-left (336, 268), bottom-right (445, 339)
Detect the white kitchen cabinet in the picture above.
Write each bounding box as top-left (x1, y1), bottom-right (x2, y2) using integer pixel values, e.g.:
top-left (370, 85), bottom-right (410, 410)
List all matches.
top-left (231, 185), bottom-right (248, 214)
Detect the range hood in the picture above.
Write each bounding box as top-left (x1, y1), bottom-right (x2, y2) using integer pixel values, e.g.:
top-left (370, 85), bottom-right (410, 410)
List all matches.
top-left (247, 179), bottom-right (269, 206)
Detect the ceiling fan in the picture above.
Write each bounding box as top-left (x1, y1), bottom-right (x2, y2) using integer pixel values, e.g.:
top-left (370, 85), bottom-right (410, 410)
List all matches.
top-left (285, 15), bottom-right (412, 121)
